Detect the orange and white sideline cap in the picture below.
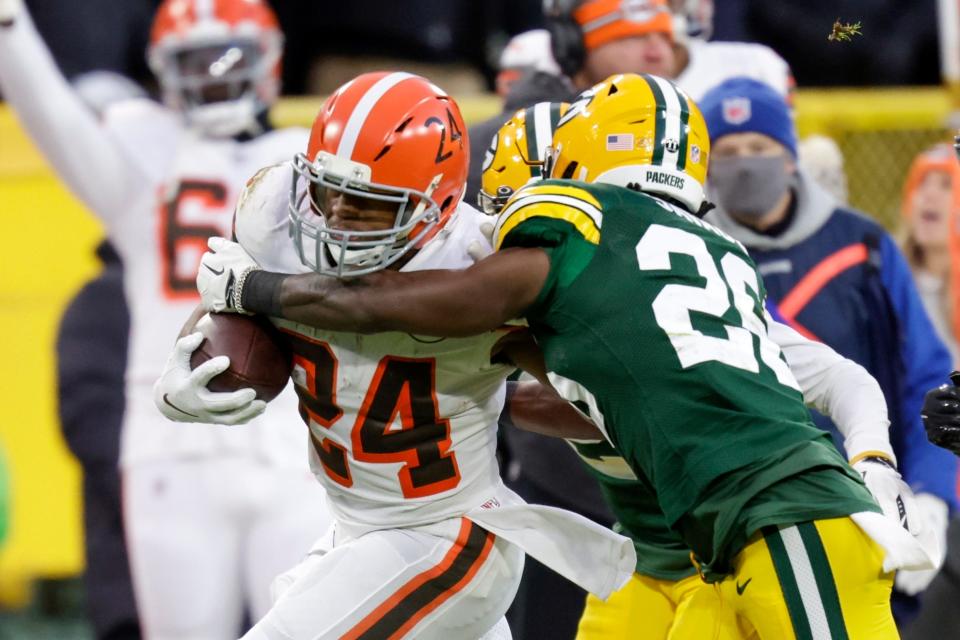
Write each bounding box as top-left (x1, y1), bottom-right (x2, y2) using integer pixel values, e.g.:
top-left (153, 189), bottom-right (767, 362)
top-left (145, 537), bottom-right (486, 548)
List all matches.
top-left (573, 0), bottom-right (673, 50)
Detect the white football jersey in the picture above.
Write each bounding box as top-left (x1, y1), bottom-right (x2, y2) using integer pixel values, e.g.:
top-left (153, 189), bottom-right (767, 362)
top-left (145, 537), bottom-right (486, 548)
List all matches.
top-left (235, 163), bottom-right (516, 530)
top-left (677, 39), bottom-right (793, 101)
top-left (0, 12), bottom-right (307, 467)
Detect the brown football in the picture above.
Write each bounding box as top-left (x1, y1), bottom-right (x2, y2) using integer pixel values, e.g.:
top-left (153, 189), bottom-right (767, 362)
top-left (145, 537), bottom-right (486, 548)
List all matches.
top-left (189, 313), bottom-right (293, 402)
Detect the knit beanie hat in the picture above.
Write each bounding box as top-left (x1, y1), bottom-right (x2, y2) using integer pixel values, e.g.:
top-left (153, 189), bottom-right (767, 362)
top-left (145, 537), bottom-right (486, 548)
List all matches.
top-left (700, 77), bottom-right (797, 157)
top-left (574, 0), bottom-right (673, 50)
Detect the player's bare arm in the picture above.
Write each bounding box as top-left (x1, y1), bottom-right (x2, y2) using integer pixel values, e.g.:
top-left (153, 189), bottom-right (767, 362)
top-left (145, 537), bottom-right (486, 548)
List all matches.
top-left (491, 328), bottom-right (550, 385)
top-left (254, 247), bottom-right (549, 336)
top-left (489, 328), bottom-right (602, 440)
top-left (199, 237), bottom-right (551, 338)
top-left (503, 381), bottom-right (604, 441)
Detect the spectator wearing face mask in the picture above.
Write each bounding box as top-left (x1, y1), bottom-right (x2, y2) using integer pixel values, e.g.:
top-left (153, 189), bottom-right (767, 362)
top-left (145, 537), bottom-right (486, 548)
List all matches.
top-left (701, 77), bottom-right (957, 624)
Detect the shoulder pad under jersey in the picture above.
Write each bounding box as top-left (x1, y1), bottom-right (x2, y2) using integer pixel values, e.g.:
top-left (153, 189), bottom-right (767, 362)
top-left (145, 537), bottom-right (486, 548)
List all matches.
top-left (493, 181), bottom-right (604, 250)
top-left (404, 201), bottom-right (494, 271)
top-left (234, 161), bottom-right (311, 274)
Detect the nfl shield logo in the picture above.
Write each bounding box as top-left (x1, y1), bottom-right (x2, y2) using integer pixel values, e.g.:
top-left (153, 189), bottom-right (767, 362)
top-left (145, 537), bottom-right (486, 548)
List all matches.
top-left (722, 97), bottom-right (751, 125)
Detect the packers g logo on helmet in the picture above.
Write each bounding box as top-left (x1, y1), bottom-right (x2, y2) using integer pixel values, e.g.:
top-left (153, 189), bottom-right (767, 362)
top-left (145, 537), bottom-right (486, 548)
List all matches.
top-left (548, 73), bottom-right (710, 213)
top-left (478, 101), bottom-right (569, 214)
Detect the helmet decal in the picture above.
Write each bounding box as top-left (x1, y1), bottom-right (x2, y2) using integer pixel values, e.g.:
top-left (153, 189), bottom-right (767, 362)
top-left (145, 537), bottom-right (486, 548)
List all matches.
top-left (549, 73), bottom-right (709, 212)
top-left (478, 101), bottom-right (570, 214)
top-left (335, 72), bottom-right (416, 160)
top-left (643, 74), bottom-right (692, 172)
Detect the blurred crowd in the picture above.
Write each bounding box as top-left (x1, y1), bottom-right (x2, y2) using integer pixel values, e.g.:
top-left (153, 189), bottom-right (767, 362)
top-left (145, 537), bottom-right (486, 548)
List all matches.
top-left (1, 0), bottom-right (959, 639)
top-left (1, 0), bottom-right (945, 98)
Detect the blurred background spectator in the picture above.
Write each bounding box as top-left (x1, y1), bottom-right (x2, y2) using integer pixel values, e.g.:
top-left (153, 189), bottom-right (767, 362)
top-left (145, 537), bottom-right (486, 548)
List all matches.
top-left (799, 135), bottom-right (850, 206)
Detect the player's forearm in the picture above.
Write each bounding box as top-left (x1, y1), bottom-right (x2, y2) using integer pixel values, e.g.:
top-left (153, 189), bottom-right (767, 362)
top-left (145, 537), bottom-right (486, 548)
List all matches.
top-left (0, 9), bottom-right (134, 218)
top-left (241, 268), bottom-right (516, 337)
top-left (502, 381), bottom-right (603, 441)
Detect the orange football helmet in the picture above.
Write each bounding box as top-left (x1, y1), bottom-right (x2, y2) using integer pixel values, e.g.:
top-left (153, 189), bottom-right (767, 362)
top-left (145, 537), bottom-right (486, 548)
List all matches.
top-left (148, 0), bottom-right (283, 137)
top-left (289, 72), bottom-right (469, 277)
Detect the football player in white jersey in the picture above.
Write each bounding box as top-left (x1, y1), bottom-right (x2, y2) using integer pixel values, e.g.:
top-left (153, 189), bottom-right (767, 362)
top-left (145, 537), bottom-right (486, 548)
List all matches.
top-left (0, 0), bottom-right (331, 637)
top-left (159, 71), bottom-right (635, 639)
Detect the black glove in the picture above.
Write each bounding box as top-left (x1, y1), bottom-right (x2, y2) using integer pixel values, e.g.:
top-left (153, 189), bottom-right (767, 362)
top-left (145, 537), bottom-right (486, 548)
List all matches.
top-left (921, 371), bottom-right (960, 455)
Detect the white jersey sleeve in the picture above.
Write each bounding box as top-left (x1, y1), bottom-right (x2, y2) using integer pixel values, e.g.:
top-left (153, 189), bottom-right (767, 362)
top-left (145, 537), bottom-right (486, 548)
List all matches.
top-left (677, 40), bottom-right (794, 102)
top-left (767, 314), bottom-right (896, 463)
top-left (0, 9), bottom-right (152, 225)
top-left (234, 162), bottom-right (313, 273)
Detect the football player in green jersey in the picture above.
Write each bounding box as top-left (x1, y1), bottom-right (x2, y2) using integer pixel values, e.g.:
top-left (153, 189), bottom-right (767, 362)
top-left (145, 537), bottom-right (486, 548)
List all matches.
top-left (199, 74), bottom-right (936, 639)
top-left (476, 106), bottom-right (929, 640)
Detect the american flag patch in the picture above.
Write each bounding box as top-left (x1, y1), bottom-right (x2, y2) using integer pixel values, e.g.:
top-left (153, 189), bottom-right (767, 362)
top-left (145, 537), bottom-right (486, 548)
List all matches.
top-left (606, 134), bottom-right (634, 151)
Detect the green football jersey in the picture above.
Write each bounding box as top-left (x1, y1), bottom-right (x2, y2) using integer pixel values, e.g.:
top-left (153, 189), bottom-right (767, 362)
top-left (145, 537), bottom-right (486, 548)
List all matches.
top-left (496, 179), bottom-right (878, 579)
top-left (571, 437), bottom-right (695, 581)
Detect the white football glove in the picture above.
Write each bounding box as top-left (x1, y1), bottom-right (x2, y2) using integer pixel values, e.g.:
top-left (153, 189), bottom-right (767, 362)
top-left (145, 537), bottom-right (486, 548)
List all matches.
top-left (197, 236), bottom-right (259, 314)
top-left (894, 493), bottom-right (949, 595)
top-left (853, 456), bottom-right (924, 536)
top-left (0, 0), bottom-right (23, 24)
top-left (466, 220), bottom-right (496, 264)
top-left (153, 332), bottom-right (266, 425)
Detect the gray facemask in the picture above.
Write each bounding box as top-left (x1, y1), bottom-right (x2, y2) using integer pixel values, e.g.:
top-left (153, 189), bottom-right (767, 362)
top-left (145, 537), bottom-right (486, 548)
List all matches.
top-left (709, 155), bottom-right (793, 220)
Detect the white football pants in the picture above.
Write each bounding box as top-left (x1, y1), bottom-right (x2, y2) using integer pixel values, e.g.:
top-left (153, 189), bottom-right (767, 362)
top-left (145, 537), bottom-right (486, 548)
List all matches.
top-left (242, 517), bottom-right (524, 640)
top-left (123, 457), bottom-right (332, 640)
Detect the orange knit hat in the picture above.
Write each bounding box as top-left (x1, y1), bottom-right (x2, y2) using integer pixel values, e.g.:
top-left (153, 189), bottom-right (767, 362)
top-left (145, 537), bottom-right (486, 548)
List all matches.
top-left (573, 0), bottom-right (673, 50)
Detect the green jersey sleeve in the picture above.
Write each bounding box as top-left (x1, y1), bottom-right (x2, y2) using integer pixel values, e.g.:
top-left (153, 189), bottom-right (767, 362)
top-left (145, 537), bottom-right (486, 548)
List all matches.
top-left (494, 180), bottom-right (603, 311)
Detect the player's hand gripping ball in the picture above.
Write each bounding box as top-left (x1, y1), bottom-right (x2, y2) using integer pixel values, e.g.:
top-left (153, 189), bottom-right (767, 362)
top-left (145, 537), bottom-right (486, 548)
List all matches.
top-left (189, 312), bottom-right (293, 402)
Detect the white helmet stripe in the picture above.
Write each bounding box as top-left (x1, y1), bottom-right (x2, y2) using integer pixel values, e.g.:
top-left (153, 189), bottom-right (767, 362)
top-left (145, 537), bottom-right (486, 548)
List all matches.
top-left (531, 102), bottom-right (554, 163)
top-left (195, 0), bottom-right (215, 21)
top-left (336, 72), bottom-right (416, 160)
top-left (649, 75), bottom-right (684, 171)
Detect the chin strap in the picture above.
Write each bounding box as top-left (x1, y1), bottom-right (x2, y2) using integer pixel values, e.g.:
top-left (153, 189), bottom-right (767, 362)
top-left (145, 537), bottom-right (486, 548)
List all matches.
top-left (694, 199), bottom-right (716, 219)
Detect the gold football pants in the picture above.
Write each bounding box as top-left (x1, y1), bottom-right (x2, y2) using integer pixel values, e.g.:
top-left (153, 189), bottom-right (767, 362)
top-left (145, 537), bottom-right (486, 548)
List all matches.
top-left (577, 517), bottom-right (898, 639)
